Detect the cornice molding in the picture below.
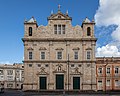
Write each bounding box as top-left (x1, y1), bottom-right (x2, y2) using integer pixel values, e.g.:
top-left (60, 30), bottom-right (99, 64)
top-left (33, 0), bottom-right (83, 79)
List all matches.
top-left (47, 11), bottom-right (72, 21)
top-left (39, 47), bottom-right (47, 50)
top-left (22, 38), bottom-right (97, 42)
top-left (23, 60), bottom-right (96, 63)
top-left (72, 47), bottom-right (80, 50)
top-left (0, 67), bottom-right (24, 70)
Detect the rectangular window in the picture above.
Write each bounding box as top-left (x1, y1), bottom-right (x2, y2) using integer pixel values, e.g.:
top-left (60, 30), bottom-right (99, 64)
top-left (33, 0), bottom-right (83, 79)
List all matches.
top-left (115, 80), bottom-right (119, 86)
top-left (98, 67), bottom-right (102, 74)
top-left (7, 70), bottom-right (13, 75)
top-left (29, 52), bottom-right (32, 60)
top-left (58, 25), bottom-right (61, 34)
top-left (38, 64), bottom-right (41, 67)
top-left (17, 84), bottom-right (19, 87)
top-left (22, 71), bottom-right (24, 75)
top-left (0, 76), bottom-right (4, 80)
top-left (22, 77), bottom-right (24, 81)
top-left (0, 70), bottom-right (3, 75)
top-left (29, 64), bottom-right (32, 67)
top-left (87, 51), bottom-right (91, 60)
top-left (57, 52), bottom-right (62, 59)
top-left (106, 80), bottom-right (110, 86)
top-left (54, 25), bottom-right (57, 34)
top-left (78, 64), bottom-right (81, 67)
top-left (54, 25), bottom-right (65, 34)
top-left (7, 83), bottom-right (13, 88)
top-left (107, 67), bottom-right (110, 74)
top-left (45, 64), bottom-right (49, 67)
top-left (115, 67), bottom-right (119, 74)
top-left (71, 64), bottom-right (74, 67)
top-left (16, 77), bottom-right (19, 81)
top-left (98, 80), bottom-right (102, 84)
top-left (62, 25), bottom-right (65, 34)
top-left (16, 70), bottom-right (20, 76)
top-left (7, 76), bottom-right (13, 81)
top-left (74, 52), bottom-right (78, 60)
top-left (41, 52), bottom-right (45, 60)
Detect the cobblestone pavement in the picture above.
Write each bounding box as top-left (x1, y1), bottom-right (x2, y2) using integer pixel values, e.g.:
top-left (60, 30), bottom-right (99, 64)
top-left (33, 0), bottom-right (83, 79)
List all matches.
top-left (0, 90), bottom-right (120, 96)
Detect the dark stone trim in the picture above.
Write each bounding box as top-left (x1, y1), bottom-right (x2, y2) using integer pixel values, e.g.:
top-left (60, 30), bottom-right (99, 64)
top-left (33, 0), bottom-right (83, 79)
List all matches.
top-left (23, 83), bottom-right (37, 85)
top-left (23, 60), bottom-right (96, 63)
top-left (22, 38), bottom-right (97, 42)
top-left (0, 67), bottom-right (24, 70)
top-left (47, 18), bottom-right (72, 20)
top-left (82, 83), bottom-right (96, 85)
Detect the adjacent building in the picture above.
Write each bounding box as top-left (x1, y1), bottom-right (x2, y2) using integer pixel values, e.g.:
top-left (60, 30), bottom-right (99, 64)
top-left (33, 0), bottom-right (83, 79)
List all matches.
top-left (0, 63), bottom-right (24, 89)
top-left (22, 9), bottom-right (97, 91)
top-left (96, 57), bottom-right (120, 91)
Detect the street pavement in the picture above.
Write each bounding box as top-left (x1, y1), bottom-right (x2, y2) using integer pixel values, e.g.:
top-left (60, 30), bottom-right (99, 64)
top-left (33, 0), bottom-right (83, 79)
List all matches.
top-left (0, 89), bottom-right (120, 96)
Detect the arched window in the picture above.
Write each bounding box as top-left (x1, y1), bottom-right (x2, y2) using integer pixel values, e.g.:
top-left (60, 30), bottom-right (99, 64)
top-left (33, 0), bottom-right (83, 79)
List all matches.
top-left (87, 27), bottom-right (91, 36)
top-left (29, 27), bottom-right (32, 36)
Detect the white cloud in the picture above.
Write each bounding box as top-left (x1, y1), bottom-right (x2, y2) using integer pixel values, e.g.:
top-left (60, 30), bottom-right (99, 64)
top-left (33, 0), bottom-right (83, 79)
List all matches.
top-left (95, 0), bottom-right (120, 26)
top-left (96, 44), bottom-right (120, 57)
top-left (0, 61), bottom-right (11, 64)
top-left (95, 0), bottom-right (120, 41)
top-left (111, 26), bottom-right (120, 41)
top-left (95, 0), bottom-right (120, 57)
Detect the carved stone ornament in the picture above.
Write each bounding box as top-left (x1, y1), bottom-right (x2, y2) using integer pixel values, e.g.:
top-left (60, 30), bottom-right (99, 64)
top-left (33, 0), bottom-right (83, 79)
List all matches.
top-left (55, 47), bottom-right (64, 50)
top-left (86, 47), bottom-right (92, 50)
top-left (27, 47), bottom-right (33, 50)
top-left (47, 11), bottom-right (72, 21)
top-left (53, 64), bottom-right (66, 73)
top-left (39, 47), bottom-right (47, 50)
top-left (70, 67), bottom-right (82, 75)
top-left (36, 67), bottom-right (49, 75)
top-left (72, 47), bottom-right (80, 50)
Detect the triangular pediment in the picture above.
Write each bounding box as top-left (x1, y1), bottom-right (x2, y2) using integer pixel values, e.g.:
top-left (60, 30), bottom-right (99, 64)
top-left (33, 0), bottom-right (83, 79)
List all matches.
top-left (36, 67), bottom-right (49, 75)
top-left (72, 47), bottom-right (80, 50)
top-left (86, 47), bottom-right (92, 50)
top-left (48, 11), bottom-right (72, 20)
top-left (39, 47), bottom-right (47, 50)
top-left (70, 67), bottom-right (83, 75)
top-left (55, 47), bottom-right (64, 50)
top-left (27, 47), bottom-right (33, 50)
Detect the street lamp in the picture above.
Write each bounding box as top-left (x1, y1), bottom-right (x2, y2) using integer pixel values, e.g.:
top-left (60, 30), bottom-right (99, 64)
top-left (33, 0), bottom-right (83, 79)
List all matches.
top-left (67, 54), bottom-right (70, 91)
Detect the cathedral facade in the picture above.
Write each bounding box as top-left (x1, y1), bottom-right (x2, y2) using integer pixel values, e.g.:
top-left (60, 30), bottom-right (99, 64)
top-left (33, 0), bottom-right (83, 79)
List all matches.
top-left (22, 9), bottom-right (97, 91)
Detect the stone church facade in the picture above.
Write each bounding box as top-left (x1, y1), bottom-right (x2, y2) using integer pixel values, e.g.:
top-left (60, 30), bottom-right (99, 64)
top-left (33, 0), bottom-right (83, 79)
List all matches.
top-left (22, 9), bottom-right (97, 91)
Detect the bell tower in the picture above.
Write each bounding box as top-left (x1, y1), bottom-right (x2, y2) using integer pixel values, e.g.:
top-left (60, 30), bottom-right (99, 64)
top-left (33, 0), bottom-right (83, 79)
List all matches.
top-left (81, 17), bottom-right (97, 90)
top-left (24, 17), bottom-right (38, 37)
top-left (82, 17), bottom-right (95, 38)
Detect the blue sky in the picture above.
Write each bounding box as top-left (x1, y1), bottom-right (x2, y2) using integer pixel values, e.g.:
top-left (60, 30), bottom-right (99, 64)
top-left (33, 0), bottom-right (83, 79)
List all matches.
top-left (0, 0), bottom-right (120, 64)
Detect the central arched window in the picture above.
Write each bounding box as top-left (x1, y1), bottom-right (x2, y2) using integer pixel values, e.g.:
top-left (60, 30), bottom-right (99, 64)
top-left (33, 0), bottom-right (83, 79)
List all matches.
top-left (29, 27), bottom-right (32, 36)
top-left (87, 27), bottom-right (91, 36)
